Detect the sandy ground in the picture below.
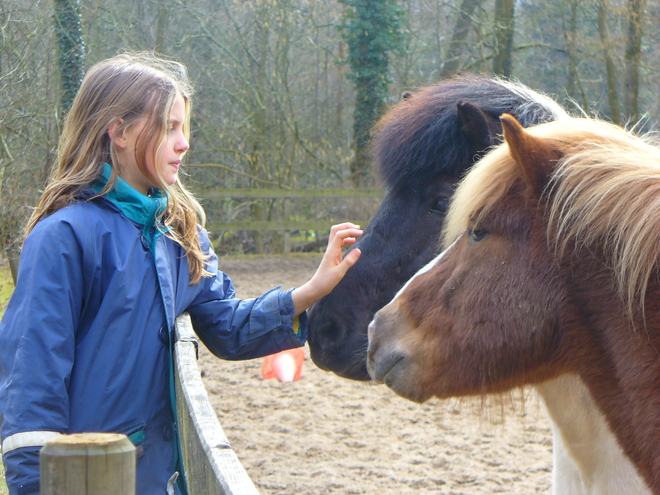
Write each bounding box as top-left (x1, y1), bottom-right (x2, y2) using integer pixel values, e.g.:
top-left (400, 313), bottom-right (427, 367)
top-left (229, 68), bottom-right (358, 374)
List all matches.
top-left (198, 254), bottom-right (553, 495)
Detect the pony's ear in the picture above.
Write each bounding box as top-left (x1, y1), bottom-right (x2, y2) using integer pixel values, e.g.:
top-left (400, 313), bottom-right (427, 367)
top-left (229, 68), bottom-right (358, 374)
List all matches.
top-left (456, 100), bottom-right (501, 156)
top-left (501, 114), bottom-right (557, 196)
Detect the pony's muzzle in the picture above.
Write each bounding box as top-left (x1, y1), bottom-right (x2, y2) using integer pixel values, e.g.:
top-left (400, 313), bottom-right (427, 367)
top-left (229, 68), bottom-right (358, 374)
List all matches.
top-left (367, 306), bottom-right (407, 383)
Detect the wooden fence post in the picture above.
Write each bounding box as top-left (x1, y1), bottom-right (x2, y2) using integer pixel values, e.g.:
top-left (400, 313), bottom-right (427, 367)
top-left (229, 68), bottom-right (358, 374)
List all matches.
top-left (5, 248), bottom-right (19, 284)
top-left (283, 198), bottom-right (291, 253)
top-left (40, 433), bottom-right (136, 495)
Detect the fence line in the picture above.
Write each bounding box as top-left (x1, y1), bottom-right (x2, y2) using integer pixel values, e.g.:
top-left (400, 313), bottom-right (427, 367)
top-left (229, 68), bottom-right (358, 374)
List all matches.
top-left (197, 188), bottom-right (383, 252)
top-left (174, 313), bottom-right (260, 495)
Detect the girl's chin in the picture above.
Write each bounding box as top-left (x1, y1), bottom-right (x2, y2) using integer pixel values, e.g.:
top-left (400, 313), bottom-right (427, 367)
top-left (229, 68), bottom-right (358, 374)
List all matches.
top-left (162, 173), bottom-right (178, 187)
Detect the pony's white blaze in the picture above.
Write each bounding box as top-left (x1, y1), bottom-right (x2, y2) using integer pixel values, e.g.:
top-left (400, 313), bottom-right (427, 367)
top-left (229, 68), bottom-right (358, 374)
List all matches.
top-left (388, 239), bottom-right (459, 304)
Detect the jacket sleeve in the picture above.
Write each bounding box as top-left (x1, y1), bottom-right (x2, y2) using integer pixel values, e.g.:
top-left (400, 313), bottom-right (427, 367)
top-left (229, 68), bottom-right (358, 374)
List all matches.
top-left (0, 218), bottom-right (83, 495)
top-left (184, 233), bottom-right (308, 361)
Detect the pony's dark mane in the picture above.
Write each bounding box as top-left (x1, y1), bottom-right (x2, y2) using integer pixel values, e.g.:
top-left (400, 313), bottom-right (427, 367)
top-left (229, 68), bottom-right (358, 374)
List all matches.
top-left (371, 75), bottom-right (567, 191)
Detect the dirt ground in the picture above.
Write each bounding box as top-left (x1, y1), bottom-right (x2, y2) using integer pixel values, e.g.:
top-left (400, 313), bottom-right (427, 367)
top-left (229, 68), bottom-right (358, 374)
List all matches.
top-left (198, 254), bottom-right (553, 495)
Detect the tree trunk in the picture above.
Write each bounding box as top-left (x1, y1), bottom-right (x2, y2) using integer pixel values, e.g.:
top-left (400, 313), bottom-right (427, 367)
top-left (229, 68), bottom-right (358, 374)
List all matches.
top-left (249, 0), bottom-right (270, 253)
top-left (154, 4), bottom-right (171, 55)
top-left (336, 40), bottom-right (346, 138)
top-left (350, 88), bottom-right (382, 187)
top-left (563, 0), bottom-right (584, 106)
top-left (492, 0), bottom-right (515, 77)
top-left (442, 0), bottom-right (484, 77)
top-left (597, 0), bottom-right (622, 124)
top-left (53, 0), bottom-right (85, 119)
top-left (624, 0), bottom-right (646, 122)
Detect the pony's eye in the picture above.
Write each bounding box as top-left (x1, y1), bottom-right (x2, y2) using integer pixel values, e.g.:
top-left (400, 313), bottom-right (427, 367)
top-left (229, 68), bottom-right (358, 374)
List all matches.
top-left (468, 227), bottom-right (488, 241)
top-left (430, 197), bottom-right (450, 214)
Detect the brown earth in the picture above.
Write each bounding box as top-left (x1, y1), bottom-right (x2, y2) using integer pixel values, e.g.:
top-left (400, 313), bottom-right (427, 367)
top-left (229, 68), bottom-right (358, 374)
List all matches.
top-left (198, 254), bottom-right (553, 495)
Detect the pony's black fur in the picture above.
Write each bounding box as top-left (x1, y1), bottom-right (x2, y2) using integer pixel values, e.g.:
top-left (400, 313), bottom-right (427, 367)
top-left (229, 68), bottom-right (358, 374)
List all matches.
top-left (308, 74), bottom-right (566, 380)
top-left (374, 75), bottom-right (562, 191)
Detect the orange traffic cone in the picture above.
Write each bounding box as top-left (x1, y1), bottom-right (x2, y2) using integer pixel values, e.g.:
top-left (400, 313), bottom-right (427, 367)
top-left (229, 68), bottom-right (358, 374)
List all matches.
top-left (261, 348), bottom-right (305, 383)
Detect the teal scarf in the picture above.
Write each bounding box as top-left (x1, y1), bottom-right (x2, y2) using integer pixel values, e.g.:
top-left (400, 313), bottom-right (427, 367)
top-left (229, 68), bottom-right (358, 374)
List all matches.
top-left (92, 163), bottom-right (168, 250)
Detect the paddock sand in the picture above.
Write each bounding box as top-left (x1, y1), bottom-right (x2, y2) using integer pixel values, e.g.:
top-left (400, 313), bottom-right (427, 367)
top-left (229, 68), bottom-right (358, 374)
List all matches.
top-left (197, 254), bottom-right (553, 495)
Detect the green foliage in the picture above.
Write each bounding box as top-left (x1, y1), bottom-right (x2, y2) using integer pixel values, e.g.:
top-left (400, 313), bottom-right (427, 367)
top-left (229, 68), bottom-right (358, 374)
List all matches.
top-left (0, 265), bottom-right (12, 492)
top-left (339, 0), bottom-right (404, 95)
top-left (0, 459), bottom-right (7, 495)
top-left (0, 260), bottom-right (14, 319)
top-left (338, 0), bottom-right (404, 186)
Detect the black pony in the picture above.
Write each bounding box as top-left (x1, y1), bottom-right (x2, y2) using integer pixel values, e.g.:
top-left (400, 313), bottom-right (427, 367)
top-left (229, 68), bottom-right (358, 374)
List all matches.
top-left (307, 74), bottom-right (566, 380)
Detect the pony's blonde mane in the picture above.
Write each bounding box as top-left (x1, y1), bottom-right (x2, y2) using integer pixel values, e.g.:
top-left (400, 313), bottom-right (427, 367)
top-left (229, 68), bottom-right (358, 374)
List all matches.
top-left (444, 117), bottom-right (660, 318)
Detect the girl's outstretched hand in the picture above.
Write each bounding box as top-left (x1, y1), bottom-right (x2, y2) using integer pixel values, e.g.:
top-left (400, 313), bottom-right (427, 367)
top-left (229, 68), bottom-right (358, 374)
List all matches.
top-left (292, 222), bottom-right (363, 316)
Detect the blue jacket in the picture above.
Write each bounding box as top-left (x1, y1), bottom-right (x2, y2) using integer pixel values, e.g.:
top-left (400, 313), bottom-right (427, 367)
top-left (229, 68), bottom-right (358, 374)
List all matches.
top-left (0, 167), bottom-right (307, 495)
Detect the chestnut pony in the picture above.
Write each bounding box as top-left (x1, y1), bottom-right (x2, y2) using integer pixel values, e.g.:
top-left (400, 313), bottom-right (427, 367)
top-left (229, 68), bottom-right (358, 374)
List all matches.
top-left (368, 115), bottom-right (659, 493)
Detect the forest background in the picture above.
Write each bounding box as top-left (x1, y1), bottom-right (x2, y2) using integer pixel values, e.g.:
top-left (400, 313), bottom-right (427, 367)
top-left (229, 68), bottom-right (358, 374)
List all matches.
top-left (1, 0), bottom-right (657, 258)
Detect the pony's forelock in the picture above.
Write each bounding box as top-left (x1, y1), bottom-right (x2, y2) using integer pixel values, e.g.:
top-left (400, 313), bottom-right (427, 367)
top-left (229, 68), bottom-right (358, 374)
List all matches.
top-left (442, 143), bottom-right (519, 246)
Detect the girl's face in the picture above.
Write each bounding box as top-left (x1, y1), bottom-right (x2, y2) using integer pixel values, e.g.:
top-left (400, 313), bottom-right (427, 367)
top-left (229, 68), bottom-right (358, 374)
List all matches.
top-left (115, 92), bottom-right (189, 194)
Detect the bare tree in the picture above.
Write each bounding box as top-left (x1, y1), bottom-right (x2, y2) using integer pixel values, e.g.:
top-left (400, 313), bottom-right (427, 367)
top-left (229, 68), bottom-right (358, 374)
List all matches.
top-left (492, 0), bottom-right (515, 76)
top-left (597, 0), bottom-right (622, 124)
top-left (624, 0), bottom-right (647, 122)
top-left (1, 0), bottom-right (59, 269)
top-left (561, 0), bottom-right (589, 108)
top-left (442, 0), bottom-right (485, 77)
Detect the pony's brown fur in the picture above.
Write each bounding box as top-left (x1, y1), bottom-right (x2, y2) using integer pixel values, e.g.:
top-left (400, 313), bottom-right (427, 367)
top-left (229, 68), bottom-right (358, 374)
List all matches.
top-left (444, 116), bottom-right (660, 320)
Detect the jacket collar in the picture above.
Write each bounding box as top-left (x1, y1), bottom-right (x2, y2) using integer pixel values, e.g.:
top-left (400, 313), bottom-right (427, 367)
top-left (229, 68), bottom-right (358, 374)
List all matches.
top-left (92, 163), bottom-right (168, 228)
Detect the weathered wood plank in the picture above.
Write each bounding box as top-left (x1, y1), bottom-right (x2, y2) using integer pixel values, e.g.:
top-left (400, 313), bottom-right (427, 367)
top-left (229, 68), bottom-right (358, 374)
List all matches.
top-left (41, 433), bottom-right (136, 495)
top-left (174, 314), bottom-right (260, 495)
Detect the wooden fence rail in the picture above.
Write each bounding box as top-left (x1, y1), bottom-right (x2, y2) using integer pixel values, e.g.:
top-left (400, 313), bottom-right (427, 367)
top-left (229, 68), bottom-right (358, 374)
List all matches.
top-left (174, 313), bottom-right (260, 495)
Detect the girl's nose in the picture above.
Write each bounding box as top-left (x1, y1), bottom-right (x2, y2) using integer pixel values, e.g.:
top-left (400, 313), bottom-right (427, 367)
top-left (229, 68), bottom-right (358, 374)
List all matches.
top-left (176, 134), bottom-right (189, 153)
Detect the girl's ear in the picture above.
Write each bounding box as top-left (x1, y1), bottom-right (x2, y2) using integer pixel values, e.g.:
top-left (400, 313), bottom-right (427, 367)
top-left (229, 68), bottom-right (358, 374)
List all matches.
top-left (108, 119), bottom-right (126, 149)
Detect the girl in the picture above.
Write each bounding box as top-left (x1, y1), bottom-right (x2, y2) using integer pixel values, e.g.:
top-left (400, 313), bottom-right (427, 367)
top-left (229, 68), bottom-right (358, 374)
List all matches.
top-left (0, 52), bottom-right (362, 495)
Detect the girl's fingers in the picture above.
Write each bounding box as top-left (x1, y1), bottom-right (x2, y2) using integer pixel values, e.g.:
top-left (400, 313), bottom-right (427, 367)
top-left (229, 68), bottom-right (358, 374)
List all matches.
top-left (328, 223), bottom-right (361, 244)
top-left (329, 226), bottom-right (363, 246)
top-left (335, 229), bottom-right (363, 242)
top-left (330, 222), bottom-right (361, 231)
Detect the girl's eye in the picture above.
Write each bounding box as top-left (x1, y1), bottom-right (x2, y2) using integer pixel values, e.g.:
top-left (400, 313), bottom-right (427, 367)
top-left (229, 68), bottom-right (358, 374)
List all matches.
top-left (468, 226), bottom-right (488, 242)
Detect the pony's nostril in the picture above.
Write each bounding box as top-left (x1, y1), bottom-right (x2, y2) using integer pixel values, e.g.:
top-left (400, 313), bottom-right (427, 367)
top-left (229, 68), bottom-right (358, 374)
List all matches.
top-left (368, 351), bottom-right (405, 384)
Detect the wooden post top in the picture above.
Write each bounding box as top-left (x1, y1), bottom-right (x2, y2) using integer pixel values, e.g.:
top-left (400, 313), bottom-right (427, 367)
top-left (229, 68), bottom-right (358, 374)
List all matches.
top-left (41, 432), bottom-right (135, 456)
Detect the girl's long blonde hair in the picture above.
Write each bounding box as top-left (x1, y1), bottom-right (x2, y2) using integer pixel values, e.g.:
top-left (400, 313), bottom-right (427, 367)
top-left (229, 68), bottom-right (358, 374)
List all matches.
top-left (26, 51), bottom-right (210, 283)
